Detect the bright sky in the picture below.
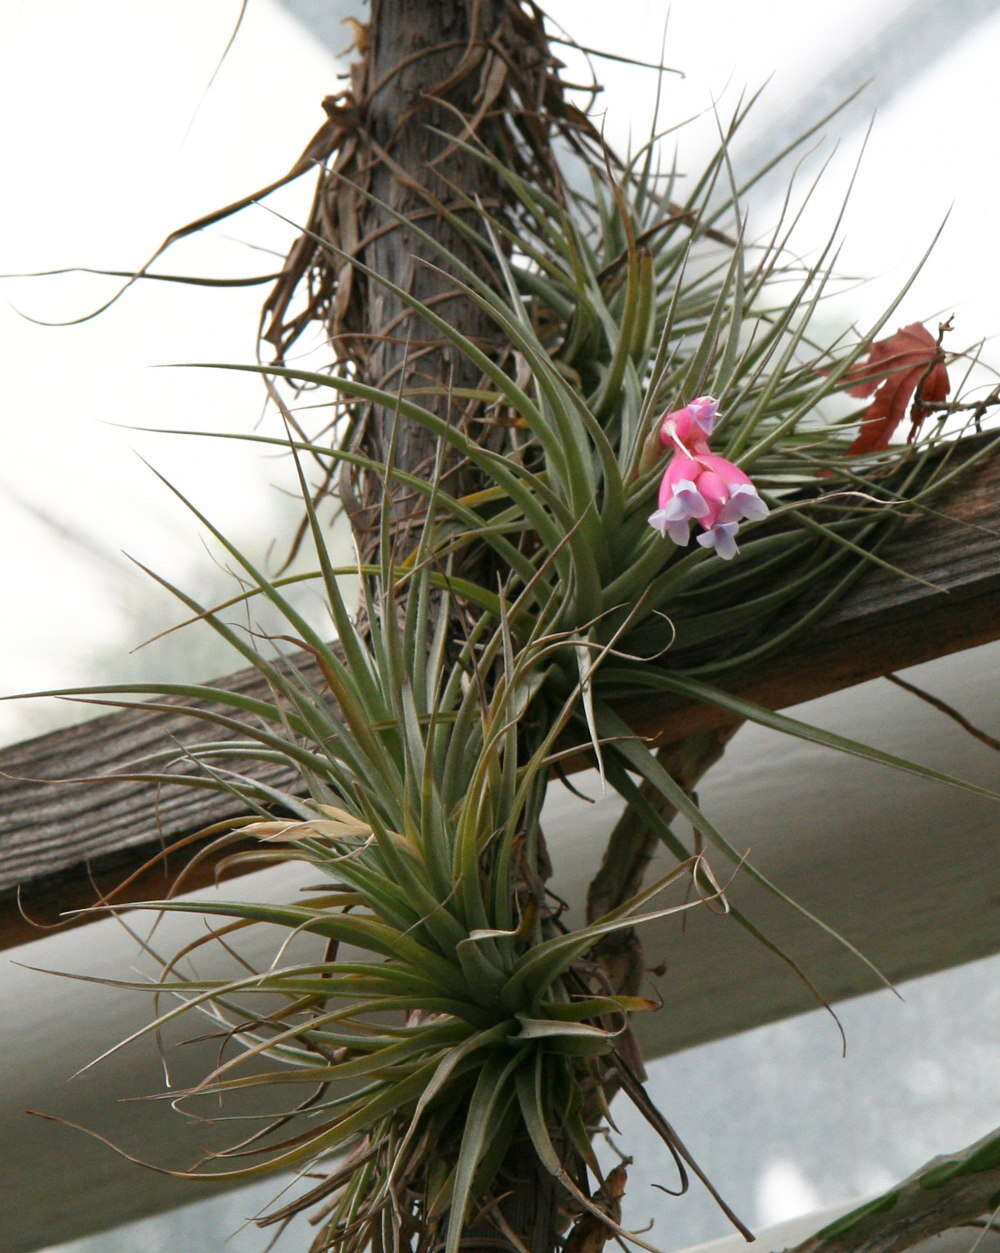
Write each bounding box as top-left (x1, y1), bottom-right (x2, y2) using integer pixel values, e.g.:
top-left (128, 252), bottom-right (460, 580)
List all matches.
top-left (0, 0), bottom-right (339, 741)
top-left (2, 0), bottom-right (998, 743)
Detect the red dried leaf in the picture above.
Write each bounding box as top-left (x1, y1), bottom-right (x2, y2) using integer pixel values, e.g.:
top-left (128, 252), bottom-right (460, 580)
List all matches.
top-left (841, 322), bottom-right (950, 455)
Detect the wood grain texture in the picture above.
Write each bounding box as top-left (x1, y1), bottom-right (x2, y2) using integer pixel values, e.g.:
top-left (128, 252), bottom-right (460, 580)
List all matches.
top-left (2, 433), bottom-right (998, 949)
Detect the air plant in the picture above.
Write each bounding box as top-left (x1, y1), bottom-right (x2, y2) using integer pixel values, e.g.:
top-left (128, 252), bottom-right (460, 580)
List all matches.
top-left (16, 63), bottom-right (1000, 1253)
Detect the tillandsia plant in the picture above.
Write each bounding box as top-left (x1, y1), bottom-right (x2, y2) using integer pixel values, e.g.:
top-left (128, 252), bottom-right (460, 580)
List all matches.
top-left (14, 5), bottom-right (1000, 1253)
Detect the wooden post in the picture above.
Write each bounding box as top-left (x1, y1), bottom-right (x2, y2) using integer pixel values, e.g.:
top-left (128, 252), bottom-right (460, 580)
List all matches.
top-left (313, 4), bottom-right (562, 1247)
top-left (345, 0), bottom-right (506, 555)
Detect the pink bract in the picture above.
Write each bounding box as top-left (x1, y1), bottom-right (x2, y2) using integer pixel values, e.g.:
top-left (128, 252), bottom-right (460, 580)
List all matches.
top-left (648, 403), bottom-right (768, 560)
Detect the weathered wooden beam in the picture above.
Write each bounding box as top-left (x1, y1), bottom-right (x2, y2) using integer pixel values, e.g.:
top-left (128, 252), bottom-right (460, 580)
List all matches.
top-left (2, 433), bottom-right (998, 950)
top-left (0, 657), bottom-right (323, 950)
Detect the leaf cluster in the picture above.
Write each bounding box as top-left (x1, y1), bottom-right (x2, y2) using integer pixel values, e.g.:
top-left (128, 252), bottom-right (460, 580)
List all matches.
top-left (21, 93), bottom-right (1000, 1253)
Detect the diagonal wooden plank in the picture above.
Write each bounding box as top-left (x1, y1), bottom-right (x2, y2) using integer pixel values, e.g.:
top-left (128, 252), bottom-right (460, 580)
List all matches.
top-left (2, 434), bottom-right (998, 949)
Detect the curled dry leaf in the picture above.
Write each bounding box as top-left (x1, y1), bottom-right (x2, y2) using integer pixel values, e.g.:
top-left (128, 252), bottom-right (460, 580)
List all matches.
top-left (245, 804), bottom-right (374, 842)
top-left (843, 322), bottom-right (950, 454)
top-left (563, 1164), bottom-right (630, 1253)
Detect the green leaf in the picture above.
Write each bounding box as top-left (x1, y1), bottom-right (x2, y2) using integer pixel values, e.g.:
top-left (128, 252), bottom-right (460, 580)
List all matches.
top-left (636, 670), bottom-right (1000, 802)
top-left (445, 1053), bottom-right (525, 1253)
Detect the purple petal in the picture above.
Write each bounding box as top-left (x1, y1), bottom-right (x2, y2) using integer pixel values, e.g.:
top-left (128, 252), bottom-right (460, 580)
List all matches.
top-left (663, 480), bottom-right (709, 521)
top-left (696, 521), bottom-right (740, 560)
top-left (732, 484), bottom-right (769, 519)
top-left (688, 396), bottom-right (719, 435)
top-left (719, 484), bottom-right (769, 524)
top-left (648, 509), bottom-right (693, 545)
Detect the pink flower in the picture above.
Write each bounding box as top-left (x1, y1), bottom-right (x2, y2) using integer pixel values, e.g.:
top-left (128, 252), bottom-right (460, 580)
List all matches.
top-left (647, 402), bottom-right (768, 560)
top-left (658, 395), bottom-right (719, 453)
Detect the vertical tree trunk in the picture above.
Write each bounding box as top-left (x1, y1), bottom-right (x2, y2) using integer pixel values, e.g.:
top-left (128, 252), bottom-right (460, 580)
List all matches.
top-left (355, 5), bottom-right (563, 1248)
top-left (359, 0), bottom-right (506, 546)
